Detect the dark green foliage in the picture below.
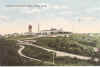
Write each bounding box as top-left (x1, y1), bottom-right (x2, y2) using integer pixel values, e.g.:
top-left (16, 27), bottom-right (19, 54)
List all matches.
top-left (22, 45), bottom-right (100, 66)
top-left (36, 37), bottom-right (95, 56)
top-left (0, 37), bottom-right (53, 66)
top-left (70, 34), bottom-right (97, 47)
top-left (55, 56), bottom-right (95, 66)
top-left (0, 37), bottom-right (22, 66)
top-left (23, 45), bottom-right (53, 61)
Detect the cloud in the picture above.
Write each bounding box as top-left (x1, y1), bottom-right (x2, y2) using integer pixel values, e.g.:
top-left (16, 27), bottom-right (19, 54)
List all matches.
top-left (79, 16), bottom-right (96, 22)
top-left (32, 2), bottom-right (69, 9)
top-left (59, 10), bottom-right (73, 16)
top-left (86, 7), bottom-right (100, 13)
top-left (10, 2), bottom-right (70, 16)
top-left (48, 4), bottom-right (70, 10)
top-left (23, 8), bottom-right (40, 14)
top-left (0, 16), bottom-right (9, 23)
top-left (21, 3), bottom-right (48, 14)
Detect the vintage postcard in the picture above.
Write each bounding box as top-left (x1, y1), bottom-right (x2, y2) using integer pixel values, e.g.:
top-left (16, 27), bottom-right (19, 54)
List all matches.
top-left (0, 0), bottom-right (100, 66)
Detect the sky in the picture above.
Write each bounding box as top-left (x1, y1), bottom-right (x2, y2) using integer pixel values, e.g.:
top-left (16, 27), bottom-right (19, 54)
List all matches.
top-left (0, 0), bottom-right (100, 34)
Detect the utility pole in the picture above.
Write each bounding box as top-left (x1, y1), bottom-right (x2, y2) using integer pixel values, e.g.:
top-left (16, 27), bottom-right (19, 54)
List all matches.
top-left (52, 52), bottom-right (56, 64)
top-left (38, 24), bottom-right (40, 33)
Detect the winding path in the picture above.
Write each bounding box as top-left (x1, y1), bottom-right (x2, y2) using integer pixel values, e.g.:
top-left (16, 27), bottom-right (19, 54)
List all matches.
top-left (18, 45), bottom-right (41, 61)
top-left (18, 44), bottom-right (55, 64)
top-left (17, 40), bottom-right (100, 62)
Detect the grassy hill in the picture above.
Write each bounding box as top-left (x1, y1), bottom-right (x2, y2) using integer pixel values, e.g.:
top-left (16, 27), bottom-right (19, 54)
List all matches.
top-left (35, 37), bottom-right (96, 57)
top-left (4, 33), bottom-right (100, 66)
top-left (0, 37), bottom-right (22, 66)
top-left (22, 44), bottom-right (100, 66)
top-left (0, 37), bottom-right (55, 66)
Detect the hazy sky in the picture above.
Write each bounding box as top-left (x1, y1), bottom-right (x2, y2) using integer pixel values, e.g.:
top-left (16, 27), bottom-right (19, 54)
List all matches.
top-left (0, 0), bottom-right (100, 34)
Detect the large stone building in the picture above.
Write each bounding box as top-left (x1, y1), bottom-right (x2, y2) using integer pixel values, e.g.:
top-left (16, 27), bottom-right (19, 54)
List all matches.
top-left (38, 28), bottom-right (72, 37)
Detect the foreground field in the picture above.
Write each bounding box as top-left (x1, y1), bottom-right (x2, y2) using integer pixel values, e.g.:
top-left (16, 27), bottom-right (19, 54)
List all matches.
top-left (35, 37), bottom-right (96, 57)
top-left (2, 33), bottom-right (100, 66)
top-left (22, 45), bottom-right (100, 66)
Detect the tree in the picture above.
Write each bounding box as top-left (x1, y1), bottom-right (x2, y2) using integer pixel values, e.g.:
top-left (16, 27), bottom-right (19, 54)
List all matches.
top-left (0, 37), bottom-right (22, 66)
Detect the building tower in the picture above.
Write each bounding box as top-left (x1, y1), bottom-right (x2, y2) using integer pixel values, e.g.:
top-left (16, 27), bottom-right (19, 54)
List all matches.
top-left (28, 24), bottom-right (32, 32)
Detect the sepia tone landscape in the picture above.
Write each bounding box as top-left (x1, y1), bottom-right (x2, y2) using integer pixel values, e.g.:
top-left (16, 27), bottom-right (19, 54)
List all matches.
top-left (0, 0), bottom-right (100, 66)
top-left (0, 25), bottom-right (100, 66)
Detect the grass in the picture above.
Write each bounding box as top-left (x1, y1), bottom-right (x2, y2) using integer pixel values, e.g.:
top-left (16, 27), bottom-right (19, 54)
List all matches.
top-left (22, 45), bottom-right (100, 66)
top-left (35, 37), bottom-right (96, 57)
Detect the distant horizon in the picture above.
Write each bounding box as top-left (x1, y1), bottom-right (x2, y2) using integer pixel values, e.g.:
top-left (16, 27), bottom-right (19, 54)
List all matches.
top-left (1, 25), bottom-right (100, 35)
